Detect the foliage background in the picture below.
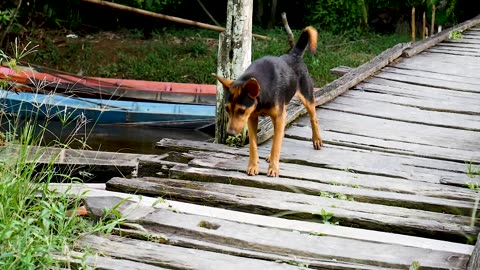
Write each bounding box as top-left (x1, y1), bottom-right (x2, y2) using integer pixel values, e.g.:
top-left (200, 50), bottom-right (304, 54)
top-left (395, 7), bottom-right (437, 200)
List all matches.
top-left (1, 0), bottom-right (478, 37)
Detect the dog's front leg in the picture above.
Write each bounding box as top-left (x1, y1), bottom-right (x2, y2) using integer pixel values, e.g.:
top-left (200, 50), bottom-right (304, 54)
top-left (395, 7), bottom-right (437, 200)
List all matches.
top-left (267, 106), bottom-right (286, 177)
top-left (247, 114), bottom-right (259, 175)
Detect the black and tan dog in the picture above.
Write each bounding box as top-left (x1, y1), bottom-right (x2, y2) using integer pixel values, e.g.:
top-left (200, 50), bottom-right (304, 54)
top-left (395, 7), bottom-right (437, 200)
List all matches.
top-left (213, 26), bottom-right (322, 177)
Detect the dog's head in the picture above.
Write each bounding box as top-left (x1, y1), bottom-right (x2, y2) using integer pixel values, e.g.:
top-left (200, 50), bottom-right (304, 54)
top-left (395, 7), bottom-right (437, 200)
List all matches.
top-left (212, 73), bottom-right (260, 135)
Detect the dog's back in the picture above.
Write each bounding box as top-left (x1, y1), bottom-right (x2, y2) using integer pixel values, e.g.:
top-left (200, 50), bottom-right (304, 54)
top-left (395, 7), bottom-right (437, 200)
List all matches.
top-left (233, 26), bottom-right (317, 112)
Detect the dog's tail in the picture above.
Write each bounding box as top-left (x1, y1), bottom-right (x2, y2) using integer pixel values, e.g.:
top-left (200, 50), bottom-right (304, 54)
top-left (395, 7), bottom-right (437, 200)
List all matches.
top-left (289, 26), bottom-right (317, 57)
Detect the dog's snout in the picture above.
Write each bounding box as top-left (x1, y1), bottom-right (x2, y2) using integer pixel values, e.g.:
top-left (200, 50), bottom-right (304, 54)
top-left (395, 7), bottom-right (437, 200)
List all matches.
top-left (227, 128), bottom-right (238, 135)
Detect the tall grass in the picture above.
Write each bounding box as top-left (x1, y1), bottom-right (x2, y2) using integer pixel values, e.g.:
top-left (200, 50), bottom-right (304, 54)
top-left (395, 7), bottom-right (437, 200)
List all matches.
top-left (0, 43), bottom-right (123, 269)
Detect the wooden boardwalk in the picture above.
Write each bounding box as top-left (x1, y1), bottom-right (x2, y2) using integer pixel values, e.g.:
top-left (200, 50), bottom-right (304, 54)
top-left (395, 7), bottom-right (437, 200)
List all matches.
top-left (48, 21), bottom-right (480, 269)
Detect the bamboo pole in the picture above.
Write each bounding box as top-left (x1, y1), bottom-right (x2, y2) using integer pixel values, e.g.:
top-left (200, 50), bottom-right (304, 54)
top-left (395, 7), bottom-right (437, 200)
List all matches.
top-left (430, 5), bottom-right (436, 35)
top-left (411, 7), bottom-right (416, 42)
top-left (81, 0), bottom-right (269, 40)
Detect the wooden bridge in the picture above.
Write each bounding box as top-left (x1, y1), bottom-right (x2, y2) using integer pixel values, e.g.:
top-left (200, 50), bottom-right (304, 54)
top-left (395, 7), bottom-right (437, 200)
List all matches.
top-left (49, 16), bottom-right (480, 269)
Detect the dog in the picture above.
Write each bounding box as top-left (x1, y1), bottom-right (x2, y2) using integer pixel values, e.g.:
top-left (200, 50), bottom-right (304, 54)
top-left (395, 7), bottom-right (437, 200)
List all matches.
top-left (213, 26), bottom-right (322, 177)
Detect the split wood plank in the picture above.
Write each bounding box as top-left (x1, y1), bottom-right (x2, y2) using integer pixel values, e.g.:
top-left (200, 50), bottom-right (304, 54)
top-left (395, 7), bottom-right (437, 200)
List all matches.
top-left (445, 38), bottom-right (480, 44)
top-left (156, 138), bottom-right (478, 187)
top-left (427, 48), bottom-right (480, 57)
top-left (468, 233), bottom-right (480, 270)
top-left (81, 235), bottom-right (309, 270)
top-left (50, 183), bottom-right (475, 255)
top-left (183, 152), bottom-right (477, 201)
top-left (293, 107), bottom-right (480, 159)
top-left (435, 44), bottom-right (480, 53)
top-left (410, 52), bottom-right (480, 66)
top-left (83, 195), bottom-right (472, 269)
top-left (363, 78), bottom-right (480, 102)
top-left (255, 42), bottom-right (411, 144)
top-left (321, 95), bottom-right (480, 131)
top-left (106, 177), bottom-right (479, 242)
top-left (52, 250), bottom-right (168, 270)
top-left (147, 148), bottom-right (477, 201)
top-left (436, 42), bottom-right (480, 50)
top-left (382, 66), bottom-right (480, 85)
top-left (374, 71), bottom-right (480, 94)
top-left (287, 124), bottom-right (479, 163)
top-left (347, 87), bottom-right (480, 115)
top-left (169, 162), bottom-right (476, 215)
top-left (402, 14), bottom-right (480, 57)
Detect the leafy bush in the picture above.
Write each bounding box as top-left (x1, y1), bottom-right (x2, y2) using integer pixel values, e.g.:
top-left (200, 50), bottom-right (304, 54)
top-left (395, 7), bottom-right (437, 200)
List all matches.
top-left (306, 0), bottom-right (368, 33)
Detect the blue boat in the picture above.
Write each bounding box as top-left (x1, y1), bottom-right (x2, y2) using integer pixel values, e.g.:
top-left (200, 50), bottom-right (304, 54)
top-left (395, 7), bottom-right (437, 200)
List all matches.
top-left (0, 89), bottom-right (216, 129)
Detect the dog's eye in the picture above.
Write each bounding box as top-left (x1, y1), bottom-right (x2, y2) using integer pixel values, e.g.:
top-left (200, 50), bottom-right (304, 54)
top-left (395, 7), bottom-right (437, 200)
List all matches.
top-left (237, 108), bottom-right (246, 115)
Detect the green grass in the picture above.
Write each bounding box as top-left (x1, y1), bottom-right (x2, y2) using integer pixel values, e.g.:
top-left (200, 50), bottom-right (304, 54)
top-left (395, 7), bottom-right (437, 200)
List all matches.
top-left (0, 119), bottom-right (124, 269)
top-left (26, 27), bottom-right (409, 87)
top-left (0, 43), bottom-right (124, 268)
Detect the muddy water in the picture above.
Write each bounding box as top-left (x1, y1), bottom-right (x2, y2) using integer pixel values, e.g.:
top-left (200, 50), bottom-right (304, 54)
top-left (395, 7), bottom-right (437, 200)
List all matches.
top-left (1, 119), bottom-right (213, 154)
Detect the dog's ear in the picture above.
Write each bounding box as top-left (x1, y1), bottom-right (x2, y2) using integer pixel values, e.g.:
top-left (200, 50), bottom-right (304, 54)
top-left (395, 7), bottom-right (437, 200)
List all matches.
top-left (212, 73), bottom-right (233, 91)
top-left (243, 78), bottom-right (260, 99)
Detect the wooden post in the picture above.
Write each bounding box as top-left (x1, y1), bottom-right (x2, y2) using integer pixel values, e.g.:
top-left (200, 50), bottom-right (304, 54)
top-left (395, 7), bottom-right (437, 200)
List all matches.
top-left (411, 7), bottom-right (416, 42)
top-left (214, 0), bottom-right (253, 144)
top-left (431, 5), bottom-right (436, 36)
top-left (422, 11), bottom-right (426, 39)
top-left (467, 233), bottom-right (480, 270)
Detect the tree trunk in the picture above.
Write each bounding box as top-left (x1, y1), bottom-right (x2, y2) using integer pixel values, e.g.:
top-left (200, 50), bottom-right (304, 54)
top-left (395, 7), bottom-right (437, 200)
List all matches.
top-left (267, 0), bottom-right (278, 29)
top-left (215, 0), bottom-right (253, 144)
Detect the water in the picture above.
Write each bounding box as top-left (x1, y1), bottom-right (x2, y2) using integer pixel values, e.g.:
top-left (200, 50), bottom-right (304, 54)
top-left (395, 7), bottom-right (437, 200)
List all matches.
top-left (1, 118), bottom-right (213, 154)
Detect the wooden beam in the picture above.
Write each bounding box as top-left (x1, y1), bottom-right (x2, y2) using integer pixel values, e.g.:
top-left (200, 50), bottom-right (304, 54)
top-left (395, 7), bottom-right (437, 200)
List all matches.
top-left (214, 0), bottom-right (253, 143)
top-left (81, 0), bottom-right (269, 40)
top-left (468, 233), bottom-right (480, 270)
top-left (411, 7), bottom-right (416, 42)
top-left (403, 14), bottom-right (480, 57)
top-left (256, 42), bottom-right (411, 144)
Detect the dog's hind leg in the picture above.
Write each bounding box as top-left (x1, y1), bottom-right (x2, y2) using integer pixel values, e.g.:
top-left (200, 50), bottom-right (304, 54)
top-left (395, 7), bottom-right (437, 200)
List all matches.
top-left (296, 92), bottom-right (322, 150)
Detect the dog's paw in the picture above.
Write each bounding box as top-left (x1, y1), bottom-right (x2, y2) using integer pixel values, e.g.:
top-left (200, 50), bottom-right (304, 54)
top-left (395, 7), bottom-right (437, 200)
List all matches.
top-left (267, 164), bottom-right (279, 177)
top-left (247, 164), bottom-right (259, 176)
top-left (313, 137), bottom-right (323, 150)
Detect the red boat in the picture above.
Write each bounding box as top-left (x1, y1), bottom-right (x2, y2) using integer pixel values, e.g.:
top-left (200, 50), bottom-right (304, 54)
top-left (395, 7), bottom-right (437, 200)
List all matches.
top-left (0, 65), bottom-right (217, 105)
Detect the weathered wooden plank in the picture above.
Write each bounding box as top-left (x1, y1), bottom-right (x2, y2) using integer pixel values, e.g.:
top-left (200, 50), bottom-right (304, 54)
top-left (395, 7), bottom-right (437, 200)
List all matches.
top-left (360, 78), bottom-right (480, 106)
top-left (330, 65), bottom-right (353, 76)
top-left (321, 95), bottom-right (480, 131)
top-left (349, 87), bottom-right (480, 115)
top-left (287, 123), bottom-right (479, 163)
top-left (392, 59), bottom-right (480, 79)
top-left (83, 195), bottom-right (471, 269)
top-left (382, 66), bottom-right (480, 86)
top-left (0, 145), bottom-right (147, 181)
top-left (81, 234), bottom-right (310, 270)
top-left (412, 52), bottom-right (480, 66)
top-left (427, 48), bottom-right (480, 57)
top-left (106, 177), bottom-right (479, 242)
top-left (255, 42), bottom-right (411, 144)
top-left (403, 14), bottom-right (480, 57)
top-left (294, 106), bottom-right (480, 154)
top-left (156, 138), bottom-right (478, 187)
top-left (51, 183), bottom-right (475, 254)
top-left (435, 44), bottom-right (480, 52)
top-left (445, 38), bottom-right (480, 44)
top-left (184, 152), bottom-right (477, 201)
top-left (436, 42), bottom-right (480, 50)
top-left (468, 233), bottom-right (480, 270)
top-left (52, 250), bottom-right (168, 270)
top-left (271, 138), bottom-right (476, 186)
top-left (375, 71), bottom-right (480, 93)
top-left (169, 162), bottom-right (475, 215)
